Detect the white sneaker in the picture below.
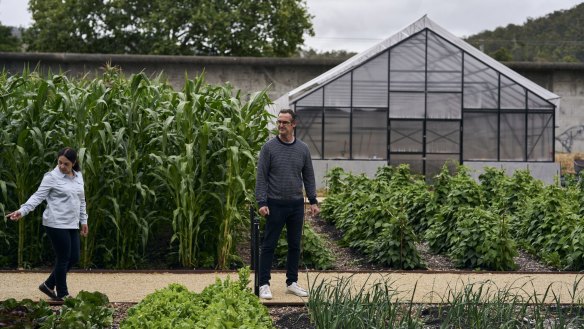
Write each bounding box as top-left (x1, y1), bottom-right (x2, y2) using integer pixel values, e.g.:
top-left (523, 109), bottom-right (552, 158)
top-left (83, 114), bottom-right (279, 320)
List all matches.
top-left (259, 284), bottom-right (272, 299)
top-left (286, 282), bottom-right (308, 297)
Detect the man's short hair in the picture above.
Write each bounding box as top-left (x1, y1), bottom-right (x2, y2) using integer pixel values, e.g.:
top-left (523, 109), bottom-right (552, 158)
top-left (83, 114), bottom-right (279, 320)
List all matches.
top-left (279, 109), bottom-right (297, 121)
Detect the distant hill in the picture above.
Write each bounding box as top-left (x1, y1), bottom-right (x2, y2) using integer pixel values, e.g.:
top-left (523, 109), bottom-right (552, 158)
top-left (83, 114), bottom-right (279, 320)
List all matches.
top-left (465, 3), bottom-right (584, 62)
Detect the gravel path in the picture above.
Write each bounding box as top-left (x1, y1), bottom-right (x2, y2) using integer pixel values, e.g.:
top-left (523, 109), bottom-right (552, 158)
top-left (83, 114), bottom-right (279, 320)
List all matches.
top-left (1, 270), bottom-right (583, 305)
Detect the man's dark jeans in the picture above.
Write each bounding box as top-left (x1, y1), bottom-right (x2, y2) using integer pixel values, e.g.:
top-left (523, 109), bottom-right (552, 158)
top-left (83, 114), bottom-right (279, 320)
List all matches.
top-left (259, 198), bottom-right (304, 286)
top-left (44, 226), bottom-right (80, 298)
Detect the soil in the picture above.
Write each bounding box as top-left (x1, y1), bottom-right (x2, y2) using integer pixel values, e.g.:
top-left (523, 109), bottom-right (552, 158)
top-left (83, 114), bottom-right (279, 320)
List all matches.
top-left (305, 214), bottom-right (557, 273)
top-left (105, 211), bottom-right (558, 328)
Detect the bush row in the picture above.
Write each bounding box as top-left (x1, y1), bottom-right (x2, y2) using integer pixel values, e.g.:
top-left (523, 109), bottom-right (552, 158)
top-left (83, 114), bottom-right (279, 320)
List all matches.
top-left (321, 163), bottom-right (584, 271)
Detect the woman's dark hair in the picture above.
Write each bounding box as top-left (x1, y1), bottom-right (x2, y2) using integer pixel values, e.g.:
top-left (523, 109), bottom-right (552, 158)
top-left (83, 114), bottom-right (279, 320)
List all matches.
top-left (58, 147), bottom-right (81, 171)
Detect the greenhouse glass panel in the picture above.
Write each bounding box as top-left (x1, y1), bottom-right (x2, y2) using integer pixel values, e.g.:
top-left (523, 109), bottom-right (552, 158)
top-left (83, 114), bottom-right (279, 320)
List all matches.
top-left (324, 107), bottom-right (350, 159)
top-left (463, 112), bottom-right (497, 160)
top-left (389, 154), bottom-right (423, 174)
top-left (527, 91), bottom-right (554, 110)
top-left (500, 113), bottom-right (526, 161)
top-left (325, 73), bottom-right (351, 107)
top-left (527, 113), bottom-right (553, 161)
top-left (389, 120), bottom-right (423, 152)
top-left (427, 93), bottom-right (461, 119)
top-left (296, 107), bottom-right (323, 158)
top-left (297, 88), bottom-right (323, 107)
top-left (390, 32), bottom-right (426, 91)
top-left (500, 76), bottom-right (526, 110)
top-left (427, 31), bottom-right (462, 92)
top-left (352, 108), bottom-right (387, 159)
top-left (464, 55), bottom-right (498, 109)
top-left (426, 121), bottom-right (460, 153)
top-left (389, 92), bottom-right (425, 118)
top-left (426, 154), bottom-right (459, 178)
top-left (353, 52), bottom-right (389, 107)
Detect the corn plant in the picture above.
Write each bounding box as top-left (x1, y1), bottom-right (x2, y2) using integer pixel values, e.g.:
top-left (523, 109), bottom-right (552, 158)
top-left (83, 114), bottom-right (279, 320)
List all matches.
top-left (0, 71), bottom-right (56, 268)
top-left (0, 68), bottom-right (272, 269)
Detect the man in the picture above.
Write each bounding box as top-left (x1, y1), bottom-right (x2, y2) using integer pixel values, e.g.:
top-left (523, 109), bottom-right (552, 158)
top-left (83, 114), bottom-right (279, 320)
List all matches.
top-left (255, 109), bottom-right (320, 299)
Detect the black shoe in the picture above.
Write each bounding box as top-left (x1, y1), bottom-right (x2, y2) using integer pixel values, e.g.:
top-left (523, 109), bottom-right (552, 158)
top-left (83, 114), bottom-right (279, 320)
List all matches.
top-left (38, 283), bottom-right (58, 300)
top-left (54, 294), bottom-right (70, 302)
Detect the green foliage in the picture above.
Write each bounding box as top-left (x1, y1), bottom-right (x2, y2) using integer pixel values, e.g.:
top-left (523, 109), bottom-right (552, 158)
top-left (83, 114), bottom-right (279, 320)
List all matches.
top-left (321, 166), bottom-right (426, 270)
top-left (365, 213), bottom-right (425, 269)
top-left (566, 224), bottom-right (584, 270)
top-left (381, 165), bottom-right (433, 235)
top-left (275, 222), bottom-right (335, 270)
top-left (515, 184), bottom-right (580, 268)
top-left (0, 298), bottom-right (52, 328)
top-left (323, 166), bottom-right (346, 195)
top-left (307, 276), bottom-right (424, 328)
top-left (295, 48), bottom-right (357, 59)
top-left (41, 291), bottom-right (113, 329)
top-left (0, 24), bottom-right (20, 52)
top-left (121, 267), bottom-right (273, 329)
top-left (426, 165), bottom-right (485, 254)
top-left (492, 47), bottom-right (513, 61)
top-left (122, 284), bottom-right (203, 328)
top-left (480, 168), bottom-right (544, 218)
top-left (25, 0), bottom-right (314, 57)
top-left (0, 68), bottom-right (271, 269)
top-left (308, 277), bottom-right (584, 328)
top-left (197, 273), bottom-right (273, 328)
top-left (449, 207), bottom-right (517, 270)
top-left (465, 3), bottom-right (584, 62)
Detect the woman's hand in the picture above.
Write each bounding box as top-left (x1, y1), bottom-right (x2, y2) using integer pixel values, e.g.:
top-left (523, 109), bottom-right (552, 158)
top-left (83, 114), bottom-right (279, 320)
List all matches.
top-left (6, 211), bottom-right (22, 221)
top-left (80, 224), bottom-right (89, 237)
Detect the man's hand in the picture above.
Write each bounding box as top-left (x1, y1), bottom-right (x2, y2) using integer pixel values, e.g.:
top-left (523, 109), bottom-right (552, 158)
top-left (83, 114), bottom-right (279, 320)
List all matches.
top-left (310, 204), bottom-right (320, 218)
top-left (80, 224), bottom-right (89, 237)
top-left (259, 206), bottom-right (270, 217)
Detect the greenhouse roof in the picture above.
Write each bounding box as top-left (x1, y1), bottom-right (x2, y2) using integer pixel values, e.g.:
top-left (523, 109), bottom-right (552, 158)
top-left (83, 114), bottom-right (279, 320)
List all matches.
top-left (275, 15), bottom-right (560, 110)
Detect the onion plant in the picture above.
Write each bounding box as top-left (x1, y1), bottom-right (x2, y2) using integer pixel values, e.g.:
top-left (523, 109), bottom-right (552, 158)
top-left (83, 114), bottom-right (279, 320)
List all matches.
top-left (307, 276), bottom-right (584, 328)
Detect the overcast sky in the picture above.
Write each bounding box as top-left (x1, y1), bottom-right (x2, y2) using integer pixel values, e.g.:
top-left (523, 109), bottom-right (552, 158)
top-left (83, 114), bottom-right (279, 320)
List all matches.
top-left (0, 0), bottom-right (582, 53)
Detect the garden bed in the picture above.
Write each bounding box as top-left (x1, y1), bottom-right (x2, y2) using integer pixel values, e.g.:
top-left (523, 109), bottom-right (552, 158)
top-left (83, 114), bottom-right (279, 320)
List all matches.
top-left (102, 211), bottom-right (560, 329)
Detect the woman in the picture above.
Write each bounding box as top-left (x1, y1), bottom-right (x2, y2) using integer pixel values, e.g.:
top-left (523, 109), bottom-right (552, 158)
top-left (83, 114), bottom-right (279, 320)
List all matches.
top-left (6, 147), bottom-right (88, 301)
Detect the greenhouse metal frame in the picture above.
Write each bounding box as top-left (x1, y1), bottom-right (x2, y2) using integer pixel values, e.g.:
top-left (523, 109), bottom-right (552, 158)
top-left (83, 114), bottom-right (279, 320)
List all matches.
top-left (275, 16), bottom-right (559, 178)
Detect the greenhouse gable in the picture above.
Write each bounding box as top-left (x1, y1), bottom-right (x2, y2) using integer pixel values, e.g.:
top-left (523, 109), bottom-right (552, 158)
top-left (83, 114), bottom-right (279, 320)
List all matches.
top-left (273, 15), bottom-right (560, 185)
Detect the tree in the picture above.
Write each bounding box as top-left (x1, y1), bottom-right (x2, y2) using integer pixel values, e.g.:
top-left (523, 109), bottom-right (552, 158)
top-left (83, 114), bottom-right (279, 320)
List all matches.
top-left (492, 47), bottom-right (512, 62)
top-left (0, 24), bottom-right (21, 52)
top-left (296, 48), bottom-right (357, 59)
top-left (465, 2), bottom-right (584, 62)
top-left (24, 0), bottom-right (314, 56)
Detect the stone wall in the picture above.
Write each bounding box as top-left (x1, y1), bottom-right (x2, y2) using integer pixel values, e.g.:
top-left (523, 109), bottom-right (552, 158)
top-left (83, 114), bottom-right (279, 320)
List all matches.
top-left (0, 52), bottom-right (342, 103)
top-left (1, 53), bottom-right (584, 153)
top-left (511, 62), bottom-right (584, 154)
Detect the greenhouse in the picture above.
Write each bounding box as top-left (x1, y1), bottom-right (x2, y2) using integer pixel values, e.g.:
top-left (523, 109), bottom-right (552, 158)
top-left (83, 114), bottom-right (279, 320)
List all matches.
top-left (273, 16), bottom-right (560, 183)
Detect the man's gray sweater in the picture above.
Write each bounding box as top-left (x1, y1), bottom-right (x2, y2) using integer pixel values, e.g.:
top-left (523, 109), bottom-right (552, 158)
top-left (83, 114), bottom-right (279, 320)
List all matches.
top-left (255, 136), bottom-right (317, 208)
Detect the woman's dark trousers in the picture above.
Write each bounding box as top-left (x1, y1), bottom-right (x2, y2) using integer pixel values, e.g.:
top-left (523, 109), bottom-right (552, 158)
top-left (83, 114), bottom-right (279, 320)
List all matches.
top-left (44, 226), bottom-right (80, 298)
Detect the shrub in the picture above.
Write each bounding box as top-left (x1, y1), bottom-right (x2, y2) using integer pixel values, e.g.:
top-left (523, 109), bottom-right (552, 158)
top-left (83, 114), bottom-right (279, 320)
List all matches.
top-left (275, 222), bottom-right (335, 270)
top-left (449, 207), bottom-right (517, 270)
